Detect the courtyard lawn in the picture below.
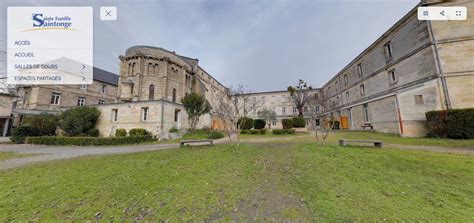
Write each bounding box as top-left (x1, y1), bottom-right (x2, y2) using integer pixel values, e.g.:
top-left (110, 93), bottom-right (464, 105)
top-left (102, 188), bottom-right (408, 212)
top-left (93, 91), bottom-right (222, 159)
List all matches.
top-left (0, 152), bottom-right (32, 161)
top-left (0, 143), bottom-right (473, 221)
top-left (240, 131), bottom-right (474, 148)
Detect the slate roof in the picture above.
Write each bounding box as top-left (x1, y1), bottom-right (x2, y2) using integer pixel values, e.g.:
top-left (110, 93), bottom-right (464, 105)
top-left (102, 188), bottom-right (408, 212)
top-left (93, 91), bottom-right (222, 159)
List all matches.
top-left (93, 67), bottom-right (119, 86)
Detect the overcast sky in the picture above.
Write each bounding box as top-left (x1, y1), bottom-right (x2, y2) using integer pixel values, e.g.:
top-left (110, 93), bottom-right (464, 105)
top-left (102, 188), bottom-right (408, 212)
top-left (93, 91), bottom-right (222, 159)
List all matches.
top-left (0, 0), bottom-right (418, 91)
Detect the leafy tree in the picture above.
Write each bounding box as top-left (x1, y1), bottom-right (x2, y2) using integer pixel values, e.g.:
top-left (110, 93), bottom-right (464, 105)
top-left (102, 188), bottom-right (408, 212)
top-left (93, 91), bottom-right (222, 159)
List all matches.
top-left (181, 92), bottom-right (212, 132)
top-left (22, 114), bottom-right (59, 136)
top-left (288, 79), bottom-right (313, 117)
top-left (60, 107), bottom-right (101, 136)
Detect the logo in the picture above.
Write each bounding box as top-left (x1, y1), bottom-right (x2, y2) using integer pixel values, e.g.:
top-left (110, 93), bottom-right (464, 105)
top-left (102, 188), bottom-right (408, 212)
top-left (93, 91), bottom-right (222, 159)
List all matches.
top-left (23, 13), bottom-right (75, 31)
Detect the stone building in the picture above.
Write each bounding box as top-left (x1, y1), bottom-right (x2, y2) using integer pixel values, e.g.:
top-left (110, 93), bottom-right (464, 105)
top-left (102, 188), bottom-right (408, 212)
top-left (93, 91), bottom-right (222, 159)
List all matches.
top-left (317, 0), bottom-right (474, 137)
top-left (93, 46), bottom-right (229, 138)
top-left (239, 90), bottom-right (321, 129)
top-left (12, 67), bottom-right (118, 125)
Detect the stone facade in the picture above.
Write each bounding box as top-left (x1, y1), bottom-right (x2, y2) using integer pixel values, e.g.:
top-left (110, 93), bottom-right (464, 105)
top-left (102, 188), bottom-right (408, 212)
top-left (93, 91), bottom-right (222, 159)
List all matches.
top-left (0, 93), bottom-right (13, 136)
top-left (316, 0), bottom-right (474, 137)
top-left (11, 67), bottom-right (119, 126)
top-left (93, 46), bottom-right (226, 138)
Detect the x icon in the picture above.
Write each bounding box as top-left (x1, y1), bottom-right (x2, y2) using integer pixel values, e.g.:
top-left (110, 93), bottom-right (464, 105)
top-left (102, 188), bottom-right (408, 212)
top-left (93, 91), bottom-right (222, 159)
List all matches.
top-left (105, 10), bottom-right (112, 16)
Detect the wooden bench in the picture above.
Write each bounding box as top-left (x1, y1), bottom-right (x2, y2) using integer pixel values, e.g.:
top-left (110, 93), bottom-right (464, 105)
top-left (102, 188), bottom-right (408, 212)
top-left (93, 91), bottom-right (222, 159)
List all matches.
top-left (339, 139), bottom-right (384, 148)
top-left (361, 123), bottom-right (374, 130)
top-left (180, 139), bottom-right (213, 147)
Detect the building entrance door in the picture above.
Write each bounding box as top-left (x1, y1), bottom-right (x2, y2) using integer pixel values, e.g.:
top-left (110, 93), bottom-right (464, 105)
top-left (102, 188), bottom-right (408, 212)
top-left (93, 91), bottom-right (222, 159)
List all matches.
top-left (340, 116), bottom-right (349, 129)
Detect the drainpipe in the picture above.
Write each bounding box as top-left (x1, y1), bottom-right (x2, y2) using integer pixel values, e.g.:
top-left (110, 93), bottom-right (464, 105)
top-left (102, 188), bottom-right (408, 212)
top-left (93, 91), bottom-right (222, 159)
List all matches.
top-left (395, 94), bottom-right (404, 135)
top-left (427, 20), bottom-right (451, 109)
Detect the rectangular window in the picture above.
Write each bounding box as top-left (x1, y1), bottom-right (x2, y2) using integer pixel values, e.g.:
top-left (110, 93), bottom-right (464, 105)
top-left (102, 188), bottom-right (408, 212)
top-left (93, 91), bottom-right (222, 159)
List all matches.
top-left (77, 97), bottom-right (86, 106)
top-left (174, 109), bottom-right (179, 122)
top-left (80, 84), bottom-right (87, 90)
top-left (357, 63), bottom-right (363, 77)
top-left (384, 41), bottom-right (393, 59)
top-left (101, 84), bottom-right (107, 94)
top-left (272, 119), bottom-right (277, 126)
top-left (360, 84), bottom-right (365, 96)
top-left (282, 107), bottom-right (286, 114)
top-left (141, 107), bottom-right (149, 121)
top-left (389, 69), bottom-right (397, 82)
top-left (111, 109), bottom-right (118, 122)
top-left (414, 95), bottom-right (424, 105)
top-left (50, 93), bottom-right (61, 105)
top-left (315, 119), bottom-right (320, 126)
top-left (344, 74), bottom-right (348, 85)
top-left (363, 104), bottom-right (369, 122)
top-left (293, 107), bottom-right (297, 113)
top-left (346, 92), bottom-right (350, 100)
top-left (98, 100), bottom-right (105, 105)
top-left (315, 106), bottom-right (320, 113)
top-left (335, 81), bottom-right (338, 92)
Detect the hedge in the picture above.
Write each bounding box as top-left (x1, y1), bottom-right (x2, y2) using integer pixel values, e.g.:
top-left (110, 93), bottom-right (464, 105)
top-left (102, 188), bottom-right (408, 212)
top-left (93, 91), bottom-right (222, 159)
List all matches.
top-left (26, 136), bottom-right (154, 146)
top-left (207, 130), bottom-right (225, 139)
top-left (282, 119), bottom-right (293, 129)
top-left (253, 119), bottom-right (266, 129)
top-left (292, 117), bottom-right (306, 128)
top-left (22, 114), bottom-right (58, 136)
top-left (11, 126), bottom-right (40, 144)
top-left (426, 108), bottom-right (474, 139)
top-left (272, 129), bottom-right (296, 135)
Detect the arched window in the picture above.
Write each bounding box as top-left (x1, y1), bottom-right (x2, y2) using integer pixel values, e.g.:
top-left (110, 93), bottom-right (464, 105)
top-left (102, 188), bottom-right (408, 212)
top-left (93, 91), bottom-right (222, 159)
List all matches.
top-left (154, 64), bottom-right (158, 76)
top-left (131, 63), bottom-right (136, 75)
top-left (149, 84), bottom-right (154, 100)
top-left (128, 63), bottom-right (132, 75)
top-left (148, 63), bottom-right (153, 75)
top-left (172, 88), bottom-right (177, 102)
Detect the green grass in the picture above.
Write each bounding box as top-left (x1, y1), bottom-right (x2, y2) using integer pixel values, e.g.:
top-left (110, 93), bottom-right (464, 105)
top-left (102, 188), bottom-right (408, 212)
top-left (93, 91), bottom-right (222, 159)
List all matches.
top-left (0, 143), bottom-right (473, 221)
top-left (241, 131), bottom-right (474, 148)
top-left (0, 152), bottom-right (32, 161)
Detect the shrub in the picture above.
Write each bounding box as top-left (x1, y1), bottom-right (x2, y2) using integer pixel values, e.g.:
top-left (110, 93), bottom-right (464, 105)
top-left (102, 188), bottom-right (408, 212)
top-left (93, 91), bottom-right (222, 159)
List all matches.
top-left (282, 119), bottom-right (293, 129)
top-left (253, 119), bottom-right (266, 129)
top-left (11, 126), bottom-right (40, 144)
top-left (169, 127), bottom-right (178, 133)
top-left (207, 130), bottom-right (224, 139)
top-left (240, 130), bottom-right (250, 134)
top-left (115, 128), bottom-right (127, 137)
top-left (22, 114), bottom-right (58, 136)
top-left (26, 136), bottom-right (153, 146)
top-left (129, 128), bottom-right (151, 137)
top-left (250, 130), bottom-right (259, 134)
top-left (259, 129), bottom-right (266, 135)
top-left (60, 107), bottom-right (101, 136)
top-left (87, 128), bottom-right (100, 137)
top-left (426, 108), bottom-right (474, 139)
top-left (272, 129), bottom-right (296, 135)
top-left (291, 117), bottom-right (305, 128)
top-left (238, 117), bottom-right (254, 130)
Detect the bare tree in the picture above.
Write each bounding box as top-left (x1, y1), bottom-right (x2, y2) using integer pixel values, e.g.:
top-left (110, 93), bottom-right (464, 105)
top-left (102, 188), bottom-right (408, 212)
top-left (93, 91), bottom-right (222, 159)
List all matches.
top-left (215, 85), bottom-right (258, 146)
top-left (287, 79), bottom-right (313, 117)
top-left (257, 108), bottom-right (276, 129)
top-left (306, 90), bottom-right (338, 146)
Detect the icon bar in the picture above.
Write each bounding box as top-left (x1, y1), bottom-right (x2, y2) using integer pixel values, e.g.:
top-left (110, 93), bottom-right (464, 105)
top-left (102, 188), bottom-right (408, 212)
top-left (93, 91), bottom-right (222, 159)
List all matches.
top-left (418, 6), bottom-right (467, 20)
